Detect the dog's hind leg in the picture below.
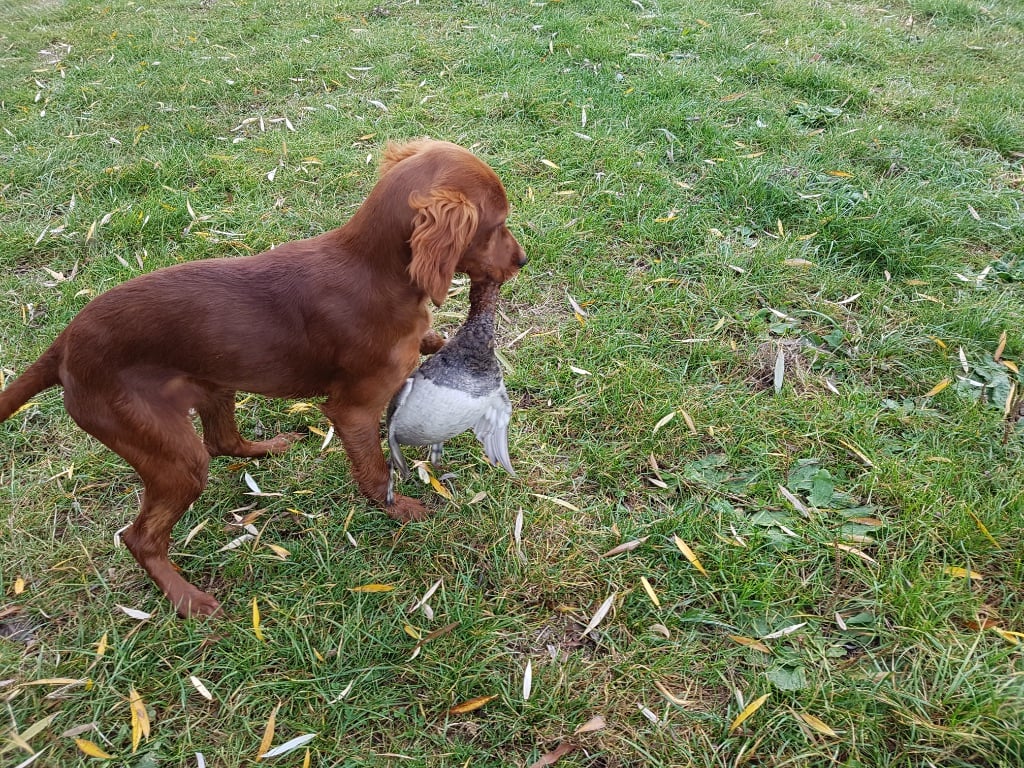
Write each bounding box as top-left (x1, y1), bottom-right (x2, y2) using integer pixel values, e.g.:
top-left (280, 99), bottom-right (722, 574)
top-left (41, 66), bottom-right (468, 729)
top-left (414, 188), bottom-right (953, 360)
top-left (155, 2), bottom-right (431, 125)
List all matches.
top-left (64, 387), bottom-right (222, 617)
top-left (196, 389), bottom-right (302, 457)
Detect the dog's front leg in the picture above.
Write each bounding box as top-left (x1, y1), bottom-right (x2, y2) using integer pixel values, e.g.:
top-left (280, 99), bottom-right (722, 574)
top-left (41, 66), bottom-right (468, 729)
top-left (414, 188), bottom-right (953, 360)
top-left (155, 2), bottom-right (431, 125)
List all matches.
top-left (419, 329), bottom-right (445, 355)
top-left (321, 397), bottom-right (431, 522)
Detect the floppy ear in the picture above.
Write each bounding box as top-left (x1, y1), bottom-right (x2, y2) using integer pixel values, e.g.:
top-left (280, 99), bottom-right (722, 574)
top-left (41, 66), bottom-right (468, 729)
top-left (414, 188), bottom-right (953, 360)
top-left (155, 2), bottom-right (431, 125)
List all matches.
top-left (407, 189), bottom-right (479, 306)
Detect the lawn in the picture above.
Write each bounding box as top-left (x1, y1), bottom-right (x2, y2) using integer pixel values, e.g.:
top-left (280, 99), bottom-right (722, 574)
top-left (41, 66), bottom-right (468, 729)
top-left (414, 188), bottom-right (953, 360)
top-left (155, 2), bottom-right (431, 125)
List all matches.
top-left (1, 0), bottom-right (1023, 765)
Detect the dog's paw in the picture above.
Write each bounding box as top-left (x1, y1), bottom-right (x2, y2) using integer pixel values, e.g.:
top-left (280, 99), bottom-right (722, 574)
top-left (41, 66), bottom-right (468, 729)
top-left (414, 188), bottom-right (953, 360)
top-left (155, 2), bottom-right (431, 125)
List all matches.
top-left (262, 431), bottom-right (305, 454)
top-left (384, 494), bottom-right (432, 523)
top-left (175, 589), bottom-right (224, 619)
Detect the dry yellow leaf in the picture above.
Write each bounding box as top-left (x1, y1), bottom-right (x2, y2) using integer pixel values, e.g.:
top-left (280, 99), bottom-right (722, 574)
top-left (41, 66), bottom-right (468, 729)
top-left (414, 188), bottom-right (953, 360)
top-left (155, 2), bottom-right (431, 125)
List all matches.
top-left (727, 635), bottom-right (772, 654)
top-left (796, 712), bottom-right (838, 737)
top-left (129, 687), bottom-right (150, 753)
top-left (924, 378), bottom-right (951, 397)
top-left (75, 738), bottom-right (114, 759)
top-left (449, 694), bottom-right (498, 714)
top-left (95, 632), bottom-right (108, 658)
top-left (992, 628), bottom-right (1024, 645)
top-left (13, 576), bottom-right (25, 595)
top-left (967, 510), bottom-right (1000, 549)
top-left (673, 535), bottom-right (708, 576)
top-left (256, 702), bottom-right (280, 762)
top-left (252, 597), bottom-right (264, 641)
top-left (640, 576), bottom-right (660, 608)
top-left (728, 693), bottom-right (769, 734)
top-left (429, 474), bottom-right (453, 500)
top-left (942, 565), bottom-right (983, 581)
top-left (826, 170), bottom-right (853, 178)
top-left (994, 330), bottom-right (1007, 361)
top-left (349, 584), bottom-right (395, 593)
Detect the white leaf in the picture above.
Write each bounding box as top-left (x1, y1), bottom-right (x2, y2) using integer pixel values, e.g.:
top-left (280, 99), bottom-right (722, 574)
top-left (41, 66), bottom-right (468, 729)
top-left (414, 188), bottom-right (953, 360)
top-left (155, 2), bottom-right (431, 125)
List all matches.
top-left (778, 485), bottom-right (810, 518)
top-left (243, 472), bottom-right (261, 495)
top-left (260, 733), bottom-right (317, 759)
top-left (409, 579), bottom-right (442, 614)
top-left (320, 425), bottom-right (334, 451)
top-left (761, 622), bottom-right (807, 640)
top-left (652, 412), bottom-right (675, 435)
top-left (638, 703), bottom-right (659, 724)
top-left (566, 292), bottom-right (588, 317)
top-left (116, 605), bottom-right (152, 621)
top-left (196, 753), bottom-right (206, 768)
top-left (523, 659), bottom-right (533, 701)
top-left (581, 593), bottom-right (616, 637)
top-left (569, 365), bottom-right (592, 376)
top-left (219, 533), bottom-right (255, 551)
top-left (189, 675), bottom-right (213, 701)
top-left (773, 345), bottom-right (785, 393)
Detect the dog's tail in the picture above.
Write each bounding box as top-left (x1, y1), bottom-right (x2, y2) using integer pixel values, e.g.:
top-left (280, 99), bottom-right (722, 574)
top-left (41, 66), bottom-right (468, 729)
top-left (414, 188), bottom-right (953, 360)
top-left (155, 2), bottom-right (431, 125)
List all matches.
top-left (0, 342), bottom-right (62, 423)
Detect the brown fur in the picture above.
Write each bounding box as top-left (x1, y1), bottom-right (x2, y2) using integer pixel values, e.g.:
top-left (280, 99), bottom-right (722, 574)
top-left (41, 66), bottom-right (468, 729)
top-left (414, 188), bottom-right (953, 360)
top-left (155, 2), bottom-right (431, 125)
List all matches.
top-left (0, 140), bottom-right (526, 617)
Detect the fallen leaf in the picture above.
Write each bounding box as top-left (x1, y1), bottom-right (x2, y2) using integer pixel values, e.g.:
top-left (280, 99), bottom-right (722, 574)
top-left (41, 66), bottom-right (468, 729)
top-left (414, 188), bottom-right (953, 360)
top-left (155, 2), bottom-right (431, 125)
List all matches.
top-left (581, 593), bottom-right (617, 637)
top-left (574, 714), bottom-right (607, 734)
top-left (252, 597), bottom-right (264, 641)
top-left (349, 584), bottom-right (395, 593)
top-left (75, 738), bottom-right (113, 759)
top-left (256, 703), bottom-right (280, 762)
top-left (640, 576), bottom-right (660, 608)
top-left (116, 605), bottom-right (152, 621)
top-left (796, 712), bottom-right (838, 737)
top-left (942, 565), bottom-right (983, 581)
top-left (924, 378), bottom-right (951, 397)
top-left (673, 535), bottom-right (709, 576)
top-left (408, 579), bottom-right (442, 614)
top-left (654, 681), bottom-right (688, 706)
top-left (260, 733), bottom-right (317, 759)
top-left (129, 687), bottom-right (150, 753)
top-left (638, 703), bottom-right (659, 723)
top-left (428, 473), bottom-right (453, 500)
top-left (13, 577), bottom-right (25, 595)
top-left (967, 510), bottom-right (999, 549)
top-left (601, 537), bottom-right (649, 557)
top-left (189, 675), bottom-right (213, 701)
top-left (652, 411), bottom-right (675, 434)
top-left (761, 622), bottom-right (807, 640)
top-left (530, 493), bottom-right (581, 512)
top-left (728, 693), bottom-right (769, 734)
top-left (529, 741), bottom-right (575, 767)
top-left (728, 634), bottom-right (772, 653)
top-left (523, 660), bottom-right (533, 701)
top-left (449, 694), bottom-right (498, 714)
top-left (832, 542), bottom-right (878, 565)
top-left (778, 485), bottom-right (810, 517)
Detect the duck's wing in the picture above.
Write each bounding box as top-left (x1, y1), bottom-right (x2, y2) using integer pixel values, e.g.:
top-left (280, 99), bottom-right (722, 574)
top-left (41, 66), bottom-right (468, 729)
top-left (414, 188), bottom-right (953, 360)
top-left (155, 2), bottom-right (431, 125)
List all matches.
top-left (387, 377), bottom-right (415, 479)
top-left (472, 387), bottom-right (515, 476)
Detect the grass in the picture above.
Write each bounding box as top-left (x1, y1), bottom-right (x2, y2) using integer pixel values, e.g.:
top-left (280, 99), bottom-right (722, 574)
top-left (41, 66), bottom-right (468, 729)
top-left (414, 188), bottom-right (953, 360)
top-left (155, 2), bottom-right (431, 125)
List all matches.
top-left (1, 0), bottom-right (1023, 765)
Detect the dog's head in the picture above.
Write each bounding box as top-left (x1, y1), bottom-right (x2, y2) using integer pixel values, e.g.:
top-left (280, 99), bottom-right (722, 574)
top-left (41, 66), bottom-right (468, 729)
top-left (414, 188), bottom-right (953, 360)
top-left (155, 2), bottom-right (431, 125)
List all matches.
top-left (381, 140), bottom-right (527, 306)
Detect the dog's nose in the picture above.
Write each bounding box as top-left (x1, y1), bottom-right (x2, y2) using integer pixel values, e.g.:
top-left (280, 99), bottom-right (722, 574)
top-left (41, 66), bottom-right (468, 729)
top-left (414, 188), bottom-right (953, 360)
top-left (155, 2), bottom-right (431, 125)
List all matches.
top-left (516, 249), bottom-right (528, 267)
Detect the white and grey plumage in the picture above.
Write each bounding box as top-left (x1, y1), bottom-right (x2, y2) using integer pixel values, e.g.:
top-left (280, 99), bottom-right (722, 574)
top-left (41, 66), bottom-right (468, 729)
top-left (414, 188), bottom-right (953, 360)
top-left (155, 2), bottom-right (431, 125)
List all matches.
top-left (386, 280), bottom-right (515, 505)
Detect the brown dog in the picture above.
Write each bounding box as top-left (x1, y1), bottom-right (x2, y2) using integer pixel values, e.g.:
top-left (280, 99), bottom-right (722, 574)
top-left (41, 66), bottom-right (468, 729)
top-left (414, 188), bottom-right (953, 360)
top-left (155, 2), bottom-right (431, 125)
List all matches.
top-left (0, 140), bottom-right (526, 617)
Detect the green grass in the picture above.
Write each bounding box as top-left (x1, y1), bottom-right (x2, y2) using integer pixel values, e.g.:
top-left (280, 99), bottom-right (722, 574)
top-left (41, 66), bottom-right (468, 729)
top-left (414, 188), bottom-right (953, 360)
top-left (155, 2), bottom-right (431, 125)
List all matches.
top-left (2, 0), bottom-right (1023, 765)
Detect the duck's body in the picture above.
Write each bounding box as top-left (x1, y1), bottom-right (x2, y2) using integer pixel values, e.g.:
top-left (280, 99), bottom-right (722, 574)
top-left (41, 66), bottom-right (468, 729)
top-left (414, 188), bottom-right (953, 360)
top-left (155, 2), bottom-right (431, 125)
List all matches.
top-left (386, 280), bottom-right (514, 504)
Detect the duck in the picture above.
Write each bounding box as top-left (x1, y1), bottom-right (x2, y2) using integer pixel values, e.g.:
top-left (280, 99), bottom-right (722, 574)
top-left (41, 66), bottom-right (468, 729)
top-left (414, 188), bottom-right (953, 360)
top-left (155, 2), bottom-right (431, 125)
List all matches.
top-left (386, 279), bottom-right (515, 505)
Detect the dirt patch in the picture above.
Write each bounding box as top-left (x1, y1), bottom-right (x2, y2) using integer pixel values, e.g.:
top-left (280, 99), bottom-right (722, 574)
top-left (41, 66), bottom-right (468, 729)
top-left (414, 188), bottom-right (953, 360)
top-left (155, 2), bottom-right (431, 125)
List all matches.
top-left (746, 338), bottom-right (820, 393)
